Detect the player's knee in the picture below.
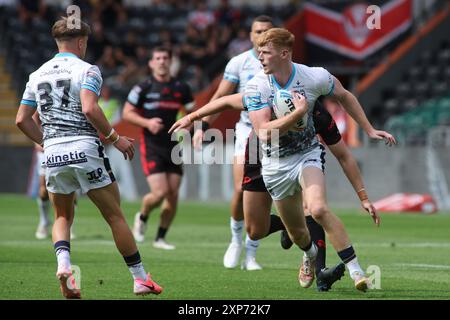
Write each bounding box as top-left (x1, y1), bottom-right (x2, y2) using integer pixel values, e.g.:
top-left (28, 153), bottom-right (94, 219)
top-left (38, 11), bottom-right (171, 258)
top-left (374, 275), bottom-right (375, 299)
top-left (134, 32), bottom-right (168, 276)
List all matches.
top-left (152, 188), bottom-right (169, 202)
top-left (103, 211), bottom-right (125, 225)
top-left (309, 203), bottom-right (330, 221)
top-left (290, 226), bottom-right (310, 244)
top-left (166, 189), bottom-right (179, 202)
top-left (246, 225), bottom-right (265, 240)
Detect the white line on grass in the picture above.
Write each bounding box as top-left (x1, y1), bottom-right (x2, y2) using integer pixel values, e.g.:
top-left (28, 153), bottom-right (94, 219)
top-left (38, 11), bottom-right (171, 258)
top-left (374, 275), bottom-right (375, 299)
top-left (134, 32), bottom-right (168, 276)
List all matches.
top-left (394, 263), bottom-right (450, 270)
top-left (354, 242), bottom-right (450, 248)
top-left (2, 240), bottom-right (450, 249)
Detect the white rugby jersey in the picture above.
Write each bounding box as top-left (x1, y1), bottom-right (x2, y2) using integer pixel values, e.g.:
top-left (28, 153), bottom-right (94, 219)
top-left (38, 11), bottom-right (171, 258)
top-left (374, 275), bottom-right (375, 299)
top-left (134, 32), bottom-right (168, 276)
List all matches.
top-left (21, 52), bottom-right (103, 141)
top-left (243, 62), bottom-right (334, 158)
top-left (223, 48), bottom-right (262, 126)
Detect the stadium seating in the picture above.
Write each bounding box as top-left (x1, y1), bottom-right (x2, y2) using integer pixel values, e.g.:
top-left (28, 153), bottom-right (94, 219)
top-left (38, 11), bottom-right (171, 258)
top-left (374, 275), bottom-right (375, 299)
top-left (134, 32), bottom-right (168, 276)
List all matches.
top-left (385, 92), bottom-right (450, 144)
top-left (378, 38), bottom-right (450, 132)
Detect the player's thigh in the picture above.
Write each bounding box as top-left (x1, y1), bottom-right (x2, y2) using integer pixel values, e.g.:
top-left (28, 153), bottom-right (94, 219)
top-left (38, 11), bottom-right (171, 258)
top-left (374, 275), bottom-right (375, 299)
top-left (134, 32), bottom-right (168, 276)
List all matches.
top-left (87, 182), bottom-right (123, 219)
top-left (166, 172), bottom-right (182, 202)
top-left (243, 190), bottom-right (272, 232)
top-left (146, 173), bottom-right (170, 197)
top-left (167, 173), bottom-right (182, 193)
top-left (48, 191), bottom-right (76, 219)
top-left (233, 157), bottom-right (245, 192)
top-left (299, 166), bottom-right (328, 212)
top-left (273, 191), bottom-right (306, 231)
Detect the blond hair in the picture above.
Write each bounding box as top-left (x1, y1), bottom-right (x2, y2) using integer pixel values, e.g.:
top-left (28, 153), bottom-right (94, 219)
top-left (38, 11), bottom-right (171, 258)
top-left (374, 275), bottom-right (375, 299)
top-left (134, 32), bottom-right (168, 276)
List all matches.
top-left (52, 17), bottom-right (91, 41)
top-left (256, 28), bottom-right (294, 51)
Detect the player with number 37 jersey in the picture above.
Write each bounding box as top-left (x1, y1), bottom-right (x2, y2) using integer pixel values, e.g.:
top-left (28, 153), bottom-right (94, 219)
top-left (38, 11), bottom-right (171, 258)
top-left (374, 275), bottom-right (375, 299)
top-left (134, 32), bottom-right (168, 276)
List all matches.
top-left (21, 53), bottom-right (102, 141)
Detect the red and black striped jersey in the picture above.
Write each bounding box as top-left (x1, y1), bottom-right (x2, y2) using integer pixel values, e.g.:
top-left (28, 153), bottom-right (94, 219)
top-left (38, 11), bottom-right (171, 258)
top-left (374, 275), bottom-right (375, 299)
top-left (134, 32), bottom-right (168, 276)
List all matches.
top-left (127, 76), bottom-right (194, 146)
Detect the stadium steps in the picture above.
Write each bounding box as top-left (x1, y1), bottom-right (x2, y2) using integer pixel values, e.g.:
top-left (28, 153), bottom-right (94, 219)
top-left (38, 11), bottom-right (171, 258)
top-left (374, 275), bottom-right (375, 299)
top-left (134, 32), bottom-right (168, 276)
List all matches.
top-left (0, 54), bottom-right (31, 146)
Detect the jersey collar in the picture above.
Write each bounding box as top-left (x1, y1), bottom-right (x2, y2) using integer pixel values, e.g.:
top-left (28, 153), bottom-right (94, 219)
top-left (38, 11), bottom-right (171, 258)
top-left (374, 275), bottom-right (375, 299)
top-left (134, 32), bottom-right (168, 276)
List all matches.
top-left (250, 48), bottom-right (259, 60)
top-left (270, 63), bottom-right (296, 90)
top-left (55, 52), bottom-right (79, 59)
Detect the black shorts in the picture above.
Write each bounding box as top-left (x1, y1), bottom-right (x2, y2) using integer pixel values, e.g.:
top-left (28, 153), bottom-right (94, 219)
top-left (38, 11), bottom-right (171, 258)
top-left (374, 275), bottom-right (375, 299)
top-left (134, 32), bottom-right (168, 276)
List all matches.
top-left (140, 142), bottom-right (182, 176)
top-left (242, 132), bottom-right (266, 192)
top-left (242, 163), bottom-right (267, 192)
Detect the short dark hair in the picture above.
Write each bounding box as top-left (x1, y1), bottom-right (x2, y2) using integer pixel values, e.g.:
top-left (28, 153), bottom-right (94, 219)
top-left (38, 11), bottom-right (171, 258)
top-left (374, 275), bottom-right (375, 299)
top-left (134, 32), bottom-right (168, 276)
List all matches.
top-left (150, 46), bottom-right (172, 60)
top-left (52, 17), bottom-right (91, 41)
top-left (252, 15), bottom-right (274, 25)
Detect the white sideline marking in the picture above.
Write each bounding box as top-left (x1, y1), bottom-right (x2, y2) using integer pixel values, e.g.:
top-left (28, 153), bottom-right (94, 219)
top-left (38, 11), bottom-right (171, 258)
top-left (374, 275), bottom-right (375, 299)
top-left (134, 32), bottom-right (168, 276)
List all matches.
top-left (394, 263), bottom-right (450, 270)
top-left (2, 240), bottom-right (450, 249)
top-left (354, 242), bottom-right (450, 248)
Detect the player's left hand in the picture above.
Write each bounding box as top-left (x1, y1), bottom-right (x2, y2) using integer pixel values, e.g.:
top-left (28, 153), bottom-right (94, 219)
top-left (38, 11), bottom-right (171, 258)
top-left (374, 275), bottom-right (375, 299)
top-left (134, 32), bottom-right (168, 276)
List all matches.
top-left (361, 199), bottom-right (380, 226)
top-left (113, 136), bottom-right (135, 161)
top-left (367, 129), bottom-right (397, 146)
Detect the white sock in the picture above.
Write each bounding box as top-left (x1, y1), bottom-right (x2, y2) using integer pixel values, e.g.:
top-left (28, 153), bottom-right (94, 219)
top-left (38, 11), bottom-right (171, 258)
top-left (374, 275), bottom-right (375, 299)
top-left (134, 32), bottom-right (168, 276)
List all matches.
top-left (245, 234), bottom-right (259, 259)
top-left (37, 198), bottom-right (50, 226)
top-left (56, 249), bottom-right (71, 271)
top-left (346, 257), bottom-right (365, 279)
top-left (303, 242), bottom-right (318, 260)
top-left (128, 262), bottom-right (147, 280)
top-left (230, 218), bottom-right (244, 244)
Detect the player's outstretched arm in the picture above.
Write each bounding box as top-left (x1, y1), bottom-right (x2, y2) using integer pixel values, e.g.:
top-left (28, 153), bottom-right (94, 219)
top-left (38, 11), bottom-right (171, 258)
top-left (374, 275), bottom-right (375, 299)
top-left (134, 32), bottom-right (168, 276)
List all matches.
top-left (192, 79), bottom-right (238, 149)
top-left (327, 140), bottom-right (380, 226)
top-left (248, 92), bottom-right (308, 141)
top-left (81, 88), bottom-right (135, 160)
top-left (169, 93), bottom-right (244, 134)
top-left (16, 104), bottom-right (43, 146)
top-left (201, 79), bottom-right (238, 125)
top-left (331, 76), bottom-right (396, 146)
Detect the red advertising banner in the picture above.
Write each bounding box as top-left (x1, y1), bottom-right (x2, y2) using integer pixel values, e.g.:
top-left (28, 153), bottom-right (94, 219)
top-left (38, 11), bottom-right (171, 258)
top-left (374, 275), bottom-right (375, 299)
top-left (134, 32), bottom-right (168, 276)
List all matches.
top-left (304, 0), bottom-right (412, 60)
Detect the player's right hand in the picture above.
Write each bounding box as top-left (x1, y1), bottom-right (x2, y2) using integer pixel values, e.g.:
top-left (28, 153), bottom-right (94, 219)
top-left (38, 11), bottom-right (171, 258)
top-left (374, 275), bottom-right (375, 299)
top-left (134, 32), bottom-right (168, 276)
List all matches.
top-left (147, 118), bottom-right (164, 134)
top-left (361, 199), bottom-right (381, 226)
top-left (168, 115), bottom-right (192, 134)
top-left (292, 92), bottom-right (308, 115)
top-left (367, 128), bottom-right (397, 146)
top-left (192, 129), bottom-right (204, 150)
top-left (113, 136), bottom-right (135, 160)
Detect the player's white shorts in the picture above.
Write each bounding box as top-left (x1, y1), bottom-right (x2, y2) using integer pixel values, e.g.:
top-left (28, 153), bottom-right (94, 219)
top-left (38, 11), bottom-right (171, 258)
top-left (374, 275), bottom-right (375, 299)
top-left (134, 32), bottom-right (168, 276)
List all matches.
top-left (261, 144), bottom-right (325, 201)
top-left (234, 120), bottom-right (252, 157)
top-left (43, 137), bottom-right (115, 194)
top-left (36, 150), bottom-right (45, 176)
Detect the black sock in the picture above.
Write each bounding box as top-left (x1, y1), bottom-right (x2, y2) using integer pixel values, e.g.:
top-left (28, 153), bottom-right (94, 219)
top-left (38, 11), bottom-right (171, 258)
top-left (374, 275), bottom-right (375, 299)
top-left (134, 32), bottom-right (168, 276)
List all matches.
top-left (266, 214), bottom-right (286, 236)
top-left (306, 216), bottom-right (326, 275)
top-left (123, 251), bottom-right (142, 267)
top-left (54, 240), bottom-right (70, 254)
top-left (337, 245), bottom-right (356, 264)
top-left (156, 227), bottom-right (168, 241)
top-left (300, 239), bottom-right (312, 252)
top-left (139, 213), bottom-right (148, 223)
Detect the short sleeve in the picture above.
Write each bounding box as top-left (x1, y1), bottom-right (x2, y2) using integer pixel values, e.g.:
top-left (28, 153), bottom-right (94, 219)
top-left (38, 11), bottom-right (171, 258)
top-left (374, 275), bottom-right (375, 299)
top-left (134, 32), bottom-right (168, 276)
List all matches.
top-left (126, 84), bottom-right (143, 108)
top-left (223, 56), bottom-right (240, 84)
top-left (314, 67), bottom-right (334, 96)
top-left (20, 76), bottom-right (37, 108)
top-left (313, 101), bottom-right (341, 145)
top-left (243, 76), bottom-right (271, 112)
top-left (81, 65), bottom-right (103, 96)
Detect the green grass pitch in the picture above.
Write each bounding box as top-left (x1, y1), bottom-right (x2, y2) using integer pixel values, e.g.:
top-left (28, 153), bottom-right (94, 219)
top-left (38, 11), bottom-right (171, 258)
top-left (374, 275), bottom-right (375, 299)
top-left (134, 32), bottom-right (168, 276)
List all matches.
top-left (1, 194), bottom-right (449, 300)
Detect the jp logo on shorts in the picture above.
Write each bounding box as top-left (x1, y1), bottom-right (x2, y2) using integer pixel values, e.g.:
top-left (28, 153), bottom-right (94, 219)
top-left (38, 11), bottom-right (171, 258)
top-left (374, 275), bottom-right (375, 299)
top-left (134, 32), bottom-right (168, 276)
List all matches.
top-left (46, 151), bottom-right (87, 168)
top-left (86, 168), bottom-right (108, 184)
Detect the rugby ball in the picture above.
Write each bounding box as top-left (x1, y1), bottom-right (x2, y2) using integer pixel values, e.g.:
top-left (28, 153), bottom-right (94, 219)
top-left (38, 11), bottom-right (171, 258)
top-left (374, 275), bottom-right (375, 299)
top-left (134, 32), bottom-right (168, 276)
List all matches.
top-left (273, 89), bottom-right (308, 131)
